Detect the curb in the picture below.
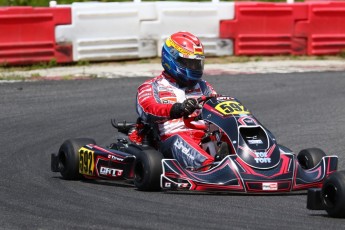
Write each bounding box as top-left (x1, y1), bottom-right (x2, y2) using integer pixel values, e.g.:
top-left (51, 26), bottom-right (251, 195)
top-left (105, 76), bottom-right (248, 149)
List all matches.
top-left (1, 60), bottom-right (345, 82)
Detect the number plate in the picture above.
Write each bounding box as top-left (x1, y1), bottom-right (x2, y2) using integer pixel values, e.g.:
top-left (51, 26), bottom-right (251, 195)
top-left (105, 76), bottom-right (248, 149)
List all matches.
top-left (215, 101), bottom-right (250, 115)
top-left (79, 147), bottom-right (94, 176)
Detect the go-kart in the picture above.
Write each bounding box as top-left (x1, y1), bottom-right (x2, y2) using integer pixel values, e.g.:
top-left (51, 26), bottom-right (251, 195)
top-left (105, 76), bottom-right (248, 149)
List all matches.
top-left (51, 95), bottom-right (345, 217)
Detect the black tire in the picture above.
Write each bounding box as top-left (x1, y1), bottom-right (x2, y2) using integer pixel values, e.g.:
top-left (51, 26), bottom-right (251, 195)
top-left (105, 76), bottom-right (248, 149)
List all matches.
top-left (297, 148), bottom-right (326, 169)
top-left (322, 170), bottom-right (345, 218)
top-left (127, 146), bottom-right (163, 191)
top-left (58, 138), bottom-right (96, 180)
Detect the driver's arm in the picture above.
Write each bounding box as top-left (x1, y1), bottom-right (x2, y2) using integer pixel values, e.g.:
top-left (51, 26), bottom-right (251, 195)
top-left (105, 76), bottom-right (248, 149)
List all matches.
top-left (136, 80), bottom-right (173, 123)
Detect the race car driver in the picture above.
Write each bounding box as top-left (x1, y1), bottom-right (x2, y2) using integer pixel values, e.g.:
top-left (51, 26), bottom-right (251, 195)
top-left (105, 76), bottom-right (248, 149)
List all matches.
top-left (135, 31), bottom-right (228, 170)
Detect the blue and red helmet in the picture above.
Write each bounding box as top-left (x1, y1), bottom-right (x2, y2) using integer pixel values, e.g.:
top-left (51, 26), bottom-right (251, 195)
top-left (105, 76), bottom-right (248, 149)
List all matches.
top-left (162, 31), bottom-right (205, 87)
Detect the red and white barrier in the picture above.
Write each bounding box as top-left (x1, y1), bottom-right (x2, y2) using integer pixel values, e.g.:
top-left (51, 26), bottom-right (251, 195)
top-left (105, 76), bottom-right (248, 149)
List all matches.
top-left (54, 2), bottom-right (157, 62)
top-left (140, 2), bottom-right (235, 56)
top-left (220, 1), bottom-right (345, 56)
top-left (220, 2), bottom-right (308, 55)
top-left (0, 6), bottom-right (72, 65)
top-left (295, 2), bottom-right (345, 55)
top-left (1, 1), bottom-right (345, 66)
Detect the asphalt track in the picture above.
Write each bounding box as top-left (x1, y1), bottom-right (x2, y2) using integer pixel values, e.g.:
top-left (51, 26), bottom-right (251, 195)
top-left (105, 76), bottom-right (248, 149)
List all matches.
top-left (1, 72), bottom-right (345, 229)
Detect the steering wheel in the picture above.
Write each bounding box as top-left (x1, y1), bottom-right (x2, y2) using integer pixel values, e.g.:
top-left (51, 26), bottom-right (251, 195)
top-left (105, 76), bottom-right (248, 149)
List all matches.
top-left (183, 95), bottom-right (215, 130)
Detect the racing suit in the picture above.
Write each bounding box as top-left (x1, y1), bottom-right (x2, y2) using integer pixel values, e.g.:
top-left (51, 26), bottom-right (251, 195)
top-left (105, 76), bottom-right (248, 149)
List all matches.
top-left (136, 72), bottom-right (217, 169)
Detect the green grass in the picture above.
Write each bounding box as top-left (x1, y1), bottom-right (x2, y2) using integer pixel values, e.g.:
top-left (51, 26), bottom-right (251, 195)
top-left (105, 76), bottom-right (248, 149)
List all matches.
top-left (77, 60), bottom-right (90, 66)
top-left (0, 74), bottom-right (26, 81)
top-left (29, 59), bottom-right (57, 69)
top-left (339, 50), bottom-right (345, 59)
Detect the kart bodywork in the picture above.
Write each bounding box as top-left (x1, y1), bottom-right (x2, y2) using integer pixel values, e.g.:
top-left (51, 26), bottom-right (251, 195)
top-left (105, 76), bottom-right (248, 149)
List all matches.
top-left (161, 148), bottom-right (337, 192)
top-left (160, 96), bottom-right (338, 192)
top-left (51, 96), bottom-right (338, 193)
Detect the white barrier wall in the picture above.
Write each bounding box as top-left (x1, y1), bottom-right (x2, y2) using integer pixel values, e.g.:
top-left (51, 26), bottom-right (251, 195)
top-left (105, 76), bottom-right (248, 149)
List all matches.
top-left (55, 2), bottom-right (157, 61)
top-left (54, 1), bottom-right (235, 61)
top-left (140, 2), bottom-right (235, 56)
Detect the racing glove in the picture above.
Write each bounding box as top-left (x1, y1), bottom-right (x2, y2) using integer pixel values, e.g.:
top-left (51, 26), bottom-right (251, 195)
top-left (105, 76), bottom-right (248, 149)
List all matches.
top-left (170, 98), bottom-right (199, 119)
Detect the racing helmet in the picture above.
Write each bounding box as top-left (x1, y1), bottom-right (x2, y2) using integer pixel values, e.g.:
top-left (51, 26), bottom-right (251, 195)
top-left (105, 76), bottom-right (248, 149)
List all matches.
top-left (162, 31), bottom-right (205, 87)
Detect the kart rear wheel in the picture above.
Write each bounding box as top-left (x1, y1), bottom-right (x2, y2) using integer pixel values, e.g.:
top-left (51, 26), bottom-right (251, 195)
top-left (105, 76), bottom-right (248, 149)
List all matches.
top-left (322, 170), bottom-right (345, 218)
top-left (58, 138), bottom-right (96, 180)
top-left (127, 146), bottom-right (163, 191)
top-left (297, 148), bottom-right (326, 169)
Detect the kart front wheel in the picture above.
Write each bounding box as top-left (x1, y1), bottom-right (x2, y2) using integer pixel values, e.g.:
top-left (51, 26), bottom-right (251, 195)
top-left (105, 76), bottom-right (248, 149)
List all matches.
top-left (127, 146), bottom-right (163, 191)
top-left (322, 170), bottom-right (345, 218)
top-left (58, 138), bottom-right (96, 180)
top-left (297, 148), bottom-right (326, 169)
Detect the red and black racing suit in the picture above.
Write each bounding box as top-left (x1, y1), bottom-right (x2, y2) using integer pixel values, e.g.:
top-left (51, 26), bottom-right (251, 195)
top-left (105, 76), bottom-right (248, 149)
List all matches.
top-left (136, 72), bottom-right (217, 169)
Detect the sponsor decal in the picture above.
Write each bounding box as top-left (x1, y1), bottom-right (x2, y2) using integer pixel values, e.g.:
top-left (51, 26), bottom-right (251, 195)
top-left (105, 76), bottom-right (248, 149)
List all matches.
top-left (159, 91), bottom-right (176, 98)
top-left (215, 101), bottom-right (250, 116)
top-left (164, 63), bottom-right (171, 70)
top-left (162, 99), bottom-right (177, 104)
top-left (185, 88), bottom-right (201, 94)
top-left (165, 182), bottom-right (171, 188)
top-left (158, 86), bottom-right (174, 91)
top-left (158, 86), bottom-right (168, 91)
top-left (262, 182), bottom-right (278, 191)
top-left (178, 183), bottom-right (189, 188)
top-left (166, 37), bottom-right (193, 55)
top-left (248, 139), bottom-right (263, 145)
top-left (100, 166), bottom-right (123, 177)
top-left (108, 154), bottom-right (124, 162)
top-left (244, 118), bottom-right (254, 123)
top-left (217, 96), bottom-right (235, 101)
top-left (238, 116), bottom-right (256, 126)
top-left (254, 151), bottom-right (271, 164)
top-left (194, 46), bottom-right (203, 55)
top-left (79, 148), bottom-right (94, 176)
top-left (174, 139), bottom-right (195, 161)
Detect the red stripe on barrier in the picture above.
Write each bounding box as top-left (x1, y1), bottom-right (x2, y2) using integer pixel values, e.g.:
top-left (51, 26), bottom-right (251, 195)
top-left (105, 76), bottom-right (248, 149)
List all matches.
top-left (295, 2), bottom-right (345, 55)
top-left (0, 7), bottom-right (72, 65)
top-left (220, 3), bottom-right (308, 56)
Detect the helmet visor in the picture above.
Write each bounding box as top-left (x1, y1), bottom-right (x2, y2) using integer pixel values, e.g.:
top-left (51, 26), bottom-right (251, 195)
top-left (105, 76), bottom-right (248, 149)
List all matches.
top-left (176, 56), bottom-right (204, 72)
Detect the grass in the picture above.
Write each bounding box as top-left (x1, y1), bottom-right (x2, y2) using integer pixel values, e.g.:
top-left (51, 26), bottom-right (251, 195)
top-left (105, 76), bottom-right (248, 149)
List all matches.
top-left (77, 60), bottom-right (90, 66)
top-left (339, 49), bottom-right (345, 59)
top-left (28, 59), bottom-right (58, 70)
top-left (0, 74), bottom-right (26, 81)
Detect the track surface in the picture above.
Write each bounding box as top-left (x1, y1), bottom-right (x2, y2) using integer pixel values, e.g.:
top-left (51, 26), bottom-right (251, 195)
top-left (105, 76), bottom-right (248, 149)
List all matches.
top-left (1, 72), bottom-right (345, 229)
